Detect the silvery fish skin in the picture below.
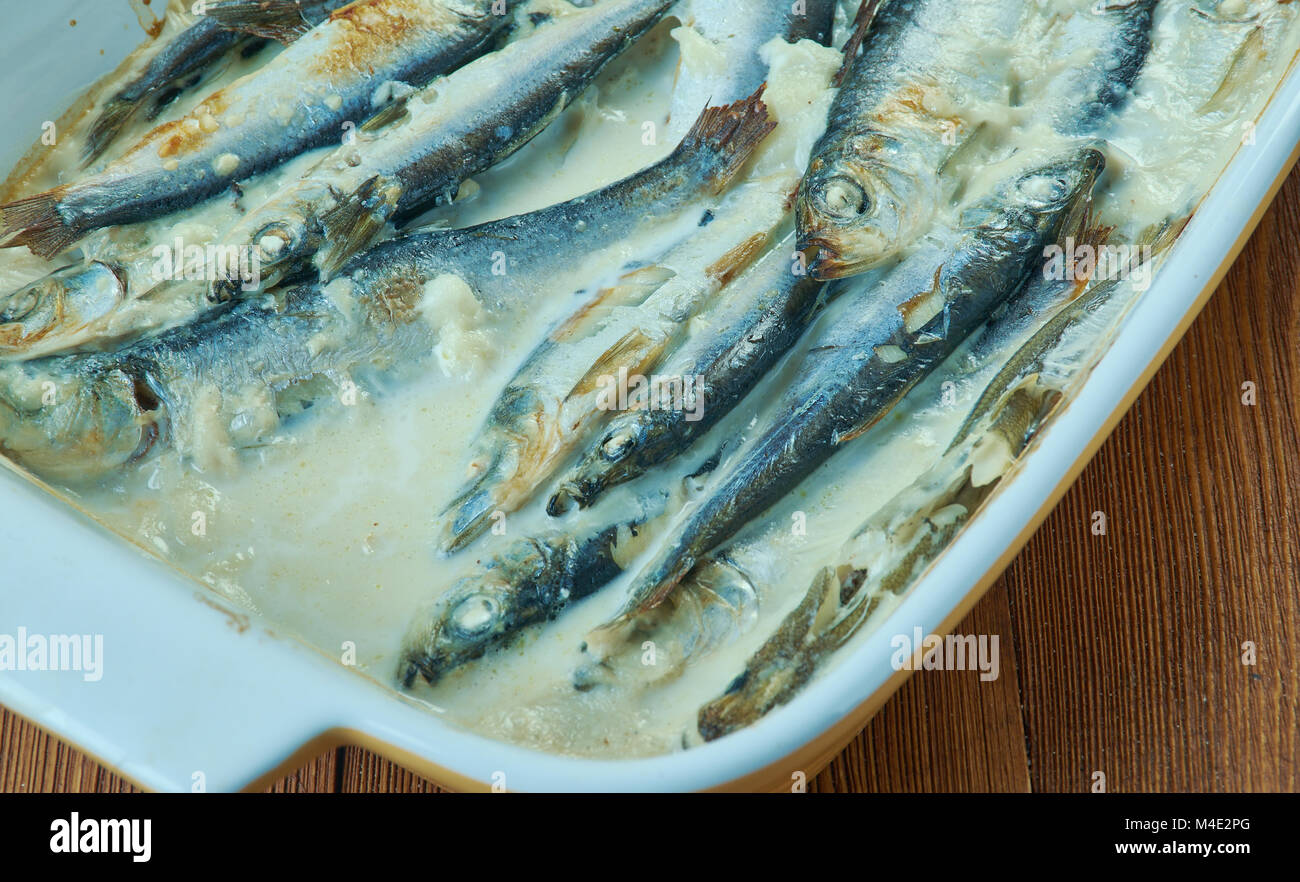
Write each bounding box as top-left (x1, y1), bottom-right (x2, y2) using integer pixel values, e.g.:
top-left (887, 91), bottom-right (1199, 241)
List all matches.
top-left (596, 147), bottom-right (1105, 633)
top-left (0, 92), bottom-right (776, 478)
top-left (0, 88), bottom-right (772, 359)
top-left (82, 0), bottom-right (355, 165)
top-left (437, 158), bottom-right (794, 555)
top-left (699, 263), bottom-right (1160, 740)
top-left (547, 233), bottom-right (824, 513)
top-left (401, 492), bottom-right (671, 687)
top-left (210, 0), bottom-right (678, 298)
top-left (666, 0), bottom-right (835, 136)
top-left (795, 0), bottom-right (1025, 279)
top-left (1031, 0), bottom-right (1158, 135)
top-left (345, 88), bottom-right (775, 314)
top-left (0, 264), bottom-right (438, 484)
top-left (570, 554), bottom-right (759, 692)
top-left (1, 0), bottom-right (511, 258)
top-left (0, 262), bottom-right (130, 358)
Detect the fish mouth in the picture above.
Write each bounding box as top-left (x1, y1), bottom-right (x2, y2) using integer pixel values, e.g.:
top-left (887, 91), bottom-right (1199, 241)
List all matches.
top-left (546, 483), bottom-right (582, 516)
top-left (797, 201), bottom-right (900, 280)
top-left (798, 235), bottom-right (851, 279)
top-left (400, 578), bottom-right (513, 686)
top-left (545, 471), bottom-right (603, 516)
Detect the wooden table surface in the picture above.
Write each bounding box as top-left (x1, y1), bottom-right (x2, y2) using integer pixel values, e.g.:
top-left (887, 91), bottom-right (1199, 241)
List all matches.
top-left (3, 167), bottom-right (1297, 795)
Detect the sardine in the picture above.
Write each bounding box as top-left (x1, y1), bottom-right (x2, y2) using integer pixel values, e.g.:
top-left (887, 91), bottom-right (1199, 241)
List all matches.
top-left (437, 153), bottom-right (797, 554)
top-left (952, 228), bottom-right (1182, 457)
top-left (0, 90), bottom-right (779, 478)
top-left (571, 554), bottom-right (759, 692)
top-left (208, 0), bottom-right (678, 298)
top-left (1, 0), bottom-right (512, 258)
top-left (0, 265), bottom-right (437, 484)
top-left (82, 1), bottom-right (354, 165)
top-left (0, 262), bottom-right (130, 358)
top-left (593, 147), bottom-right (1105, 638)
top-left (327, 87), bottom-right (774, 315)
top-left (400, 492), bottom-right (672, 687)
top-left (0, 87), bottom-right (772, 358)
top-left (547, 233), bottom-right (825, 513)
top-left (698, 251), bottom-right (1170, 739)
top-left (795, 0), bottom-right (1025, 279)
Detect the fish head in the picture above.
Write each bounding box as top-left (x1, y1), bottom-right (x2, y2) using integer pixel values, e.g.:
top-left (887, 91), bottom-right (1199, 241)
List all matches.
top-left (0, 359), bottom-right (159, 482)
top-left (547, 416), bottom-right (660, 514)
top-left (0, 262), bottom-right (127, 355)
top-left (208, 216), bottom-right (314, 301)
top-left (400, 576), bottom-right (518, 687)
top-left (970, 148), bottom-right (1107, 242)
top-left (796, 155), bottom-right (927, 279)
top-left (401, 537), bottom-right (566, 686)
top-left (438, 445), bottom-right (515, 553)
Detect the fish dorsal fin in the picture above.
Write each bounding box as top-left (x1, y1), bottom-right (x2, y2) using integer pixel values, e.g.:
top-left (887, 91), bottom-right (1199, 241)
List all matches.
top-left (361, 96), bottom-right (412, 133)
top-left (206, 0), bottom-right (319, 44)
top-left (835, 0), bottom-right (885, 87)
top-left (315, 175), bottom-right (402, 279)
top-left (565, 328), bottom-right (668, 402)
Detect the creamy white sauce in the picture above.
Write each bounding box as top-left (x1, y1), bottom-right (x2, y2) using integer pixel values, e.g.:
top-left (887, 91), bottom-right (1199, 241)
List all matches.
top-left (2, 0), bottom-right (1298, 758)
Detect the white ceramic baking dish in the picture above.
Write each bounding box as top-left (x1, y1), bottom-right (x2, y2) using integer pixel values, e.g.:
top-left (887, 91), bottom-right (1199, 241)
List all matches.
top-left (1, 2), bottom-right (1298, 792)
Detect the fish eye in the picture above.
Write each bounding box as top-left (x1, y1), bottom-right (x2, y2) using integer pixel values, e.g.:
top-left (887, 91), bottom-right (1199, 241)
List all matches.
top-left (0, 287), bottom-right (41, 323)
top-left (815, 174), bottom-right (870, 221)
top-left (448, 592), bottom-right (500, 639)
top-left (1017, 172), bottom-right (1071, 204)
top-left (254, 223), bottom-right (296, 259)
top-left (601, 430), bottom-right (636, 461)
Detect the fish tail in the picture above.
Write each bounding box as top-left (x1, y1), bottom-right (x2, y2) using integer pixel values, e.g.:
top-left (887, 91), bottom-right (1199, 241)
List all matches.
top-left (82, 96), bottom-right (139, 166)
top-left (834, 0), bottom-right (884, 86)
top-left (205, 0), bottom-right (314, 44)
top-left (0, 191), bottom-right (78, 259)
top-left (315, 176), bottom-right (401, 280)
top-left (680, 85), bottom-right (777, 195)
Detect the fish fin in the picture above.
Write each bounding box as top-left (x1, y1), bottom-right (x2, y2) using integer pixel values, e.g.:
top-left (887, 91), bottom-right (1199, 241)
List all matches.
top-left (315, 176), bottom-right (401, 279)
top-left (677, 86), bottom-right (777, 194)
top-left (361, 96), bottom-right (411, 132)
top-left (205, 0), bottom-right (314, 43)
top-left (1137, 213), bottom-right (1190, 257)
top-left (834, 0), bottom-right (884, 87)
top-left (1199, 25), bottom-right (1266, 114)
top-left (0, 191), bottom-right (78, 259)
top-left (706, 232), bottom-right (769, 286)
top-left (566, 329), bottom-right (666, 401)
top-left (897, 265), bottom-right (946, 333)
top-left (82, 97), bottom-right (138, 166)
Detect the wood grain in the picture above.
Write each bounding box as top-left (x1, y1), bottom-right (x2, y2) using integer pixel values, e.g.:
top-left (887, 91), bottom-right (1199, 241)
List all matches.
top-left (2, 170), bottom-right (1297, 794)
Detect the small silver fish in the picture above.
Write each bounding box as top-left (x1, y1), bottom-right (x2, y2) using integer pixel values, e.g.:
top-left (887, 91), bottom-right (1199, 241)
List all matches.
top-left (208, 0), bottom-right (679, 298)
top-left (547, 233), bottom-right (825, 514)
top-left (82, 0), bottom-right (355, 165)
top-left (1, 0), bottom-right (511, 258)
top-left (795, 0), bottom-right (1025, 278)
top-left (401, 491), bottom-right (672, 687)
top-left (0, 86), bottom-right (771, 359)
top-left (595, 147), bottom-right (1104, 636)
